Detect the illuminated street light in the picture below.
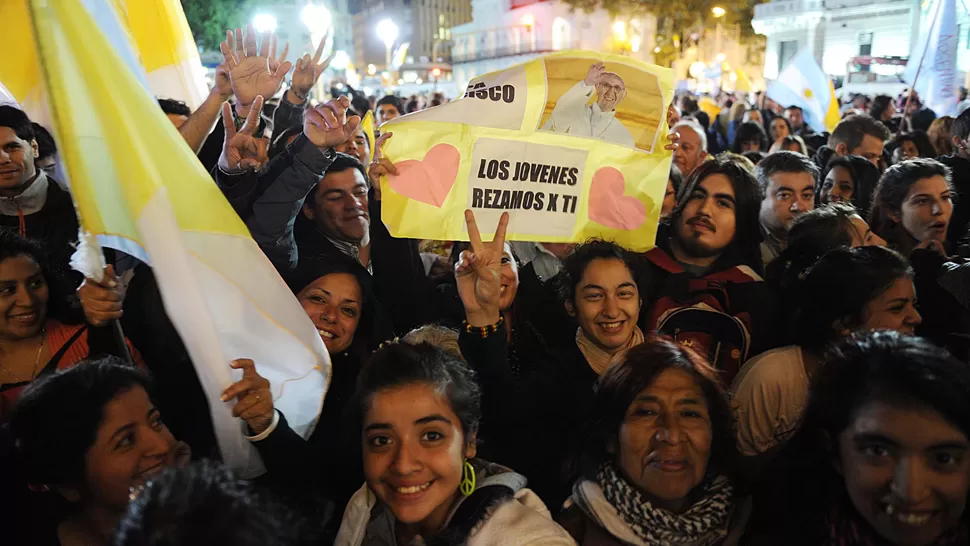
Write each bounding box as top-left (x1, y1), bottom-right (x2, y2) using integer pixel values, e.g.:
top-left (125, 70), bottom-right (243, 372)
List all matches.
top-left (711, 6), bottom-right (726, 17)
top-left (612, 20), bottom-right (626, 41)
top-left (367, 64), bottom-right (377, 75)
top-left (520, 14), bottom-right (535, 28)
top-left (302, 3), bottom-right (332, 33)
top-left (654, 46), bottom-right (662, 53)
top-left (331, 50), bottom-right (351, 70)
top-left (253, 13), bottom-right (278, 33)
top-left (376, 19), bottom-right (399, 49)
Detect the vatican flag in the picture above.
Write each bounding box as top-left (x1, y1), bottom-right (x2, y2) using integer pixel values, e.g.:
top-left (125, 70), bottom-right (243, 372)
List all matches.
top-left (28, 0), bottom-right (330, 477)
top-left (361, 110), bottom-right (376, 155)
top-left (0, 0), bottom-right (207, 123)
top-left (766, 49), bottom-right (840, 133)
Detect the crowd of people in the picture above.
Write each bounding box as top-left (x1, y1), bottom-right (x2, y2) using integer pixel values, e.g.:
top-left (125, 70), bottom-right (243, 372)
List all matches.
top-left (1, 24), bottom-right (970, 546)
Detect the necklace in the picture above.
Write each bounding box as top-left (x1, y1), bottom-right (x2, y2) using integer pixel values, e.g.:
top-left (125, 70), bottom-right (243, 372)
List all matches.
top-left (0, 329), bottom-right (47, 383)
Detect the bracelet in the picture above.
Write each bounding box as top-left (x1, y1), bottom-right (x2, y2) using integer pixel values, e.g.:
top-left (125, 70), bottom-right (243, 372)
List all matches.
top-left (289, 87), bottom-right (308, 102)
top-left (463, 316), bottom-right (504, 338)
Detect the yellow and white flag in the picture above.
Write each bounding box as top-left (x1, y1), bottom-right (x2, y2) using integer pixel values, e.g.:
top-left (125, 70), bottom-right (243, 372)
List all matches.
top-left (28, 0), bottom-right (329, 477)
top-left (1, 0), bottom-right (207, 123)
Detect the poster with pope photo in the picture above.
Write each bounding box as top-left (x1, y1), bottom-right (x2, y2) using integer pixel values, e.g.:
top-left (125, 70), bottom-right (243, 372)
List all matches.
top-left (377, 50), bottom-right (674, 251)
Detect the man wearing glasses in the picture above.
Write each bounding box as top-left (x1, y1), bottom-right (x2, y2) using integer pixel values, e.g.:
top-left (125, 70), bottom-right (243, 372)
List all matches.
top-left (542, 62), bottom-right (636, 148)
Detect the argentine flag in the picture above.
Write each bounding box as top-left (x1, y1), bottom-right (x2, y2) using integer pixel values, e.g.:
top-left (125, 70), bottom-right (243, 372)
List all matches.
top-left (766, 49), bottom-right (840, 133)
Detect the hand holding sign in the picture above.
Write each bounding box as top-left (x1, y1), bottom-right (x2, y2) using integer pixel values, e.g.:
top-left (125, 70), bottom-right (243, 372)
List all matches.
top-left (455, 210), bottom-right (509, 327)
top-left (368, 132), bottom-right (398, 201)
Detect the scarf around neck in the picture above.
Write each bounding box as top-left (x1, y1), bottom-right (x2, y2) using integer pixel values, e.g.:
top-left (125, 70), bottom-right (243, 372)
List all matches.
top-left (597, 462), bottom-right (734, 545)
top-left (576, 326), bottom-right (644, 376)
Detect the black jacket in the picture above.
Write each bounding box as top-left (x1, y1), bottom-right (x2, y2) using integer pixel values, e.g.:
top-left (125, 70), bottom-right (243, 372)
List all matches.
top-left (458, 322), bottom-right (596, 511)
top-left (936, 153), bottom-right (970, 249)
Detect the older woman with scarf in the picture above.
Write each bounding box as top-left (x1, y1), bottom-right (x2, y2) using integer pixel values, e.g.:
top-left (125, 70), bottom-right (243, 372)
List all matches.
top-left (454, 210), bottom-right (647, 511)
top-left (560, 337), bottom-right (748, 545)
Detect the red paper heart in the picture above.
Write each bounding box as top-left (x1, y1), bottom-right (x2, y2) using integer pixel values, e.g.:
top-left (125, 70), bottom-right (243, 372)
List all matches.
top-left (386, 143), bottom-right (460, 207)
top-left (588, 167), bottom-right (647, 230)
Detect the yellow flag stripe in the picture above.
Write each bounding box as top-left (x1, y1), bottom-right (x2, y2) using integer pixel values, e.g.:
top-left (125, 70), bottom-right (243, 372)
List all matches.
top-left (126, 0), bottom-right (201, 73)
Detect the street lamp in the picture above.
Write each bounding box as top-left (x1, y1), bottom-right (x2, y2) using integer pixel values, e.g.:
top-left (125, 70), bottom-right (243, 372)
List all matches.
top-left (711, 6), bottom-right (726, 17)
top-left (331, 50), bottom-right (351, 70)
top-left (302, 3), bottom-right (332, 33)
top-left (253, 13), bottom-right (278, 34)
top-left (376, 19), bottom-right (399, 74)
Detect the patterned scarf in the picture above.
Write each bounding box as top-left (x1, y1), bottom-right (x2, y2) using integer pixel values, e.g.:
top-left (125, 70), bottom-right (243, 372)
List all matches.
top-left (576, 326), bottom-right (645, 376)
top-left (597, 462), bottom-right (734, 545)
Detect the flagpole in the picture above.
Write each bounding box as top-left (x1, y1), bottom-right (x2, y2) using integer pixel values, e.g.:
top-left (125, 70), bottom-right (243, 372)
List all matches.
top-left (900, 0), bottom-right (944, 137)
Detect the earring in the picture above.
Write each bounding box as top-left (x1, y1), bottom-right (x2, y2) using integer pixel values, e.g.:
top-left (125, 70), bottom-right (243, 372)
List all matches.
top-left (460, 460), bottom-right (476, 496)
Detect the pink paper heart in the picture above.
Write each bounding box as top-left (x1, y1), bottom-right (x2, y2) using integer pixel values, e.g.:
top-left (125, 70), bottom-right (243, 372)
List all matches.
top-left (588, 167), bottom-right (647, 230)
top-left (386, 143), bottom-right (460, 207)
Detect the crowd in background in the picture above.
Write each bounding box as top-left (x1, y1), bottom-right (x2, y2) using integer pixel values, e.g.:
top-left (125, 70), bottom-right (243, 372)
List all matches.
top-left (1, 24), bottom-right (970, 546)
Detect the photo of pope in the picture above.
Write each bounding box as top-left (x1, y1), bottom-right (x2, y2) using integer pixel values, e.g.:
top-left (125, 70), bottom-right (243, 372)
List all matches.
top-left (541, 61), bottom-right (636, 147)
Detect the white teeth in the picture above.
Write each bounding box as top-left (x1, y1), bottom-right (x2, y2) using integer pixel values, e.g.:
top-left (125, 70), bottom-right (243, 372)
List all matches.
top-left (883, 504), bottom-right (933, 526)
top-left (601, 321), bottom-right (622, 329)
top-left (395, 482), bottom-right (431, 494)
top-left (318, 330), bottom-right (335, 339)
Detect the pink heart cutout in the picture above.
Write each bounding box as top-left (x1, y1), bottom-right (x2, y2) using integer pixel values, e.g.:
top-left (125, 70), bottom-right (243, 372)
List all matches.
top-left (588, 167), bottom-right (647, 230)
top-left (386, 143), bottom-right (460, 207)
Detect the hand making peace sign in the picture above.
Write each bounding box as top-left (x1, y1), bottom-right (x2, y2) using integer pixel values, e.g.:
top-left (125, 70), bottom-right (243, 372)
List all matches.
top-left (455, 210), bottom-right (510, 327)
top-left (219, 95), bottom-right (269, 172)
top-left (290, 30), bottom-right (336, 102)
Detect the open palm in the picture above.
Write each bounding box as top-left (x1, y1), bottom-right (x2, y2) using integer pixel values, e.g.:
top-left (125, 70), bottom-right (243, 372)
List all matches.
top-left (220, 25), bottom-right (291, 116)
top-left (455, 210), bottom-right (509, 324)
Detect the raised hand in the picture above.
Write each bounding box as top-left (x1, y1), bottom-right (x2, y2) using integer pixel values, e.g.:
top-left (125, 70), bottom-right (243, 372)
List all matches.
top-left (290, 31), bottom-right (335, 101)
top-left (304, 96), bottom-right (361, 149)
top-left (221, 359), bottom-right (274, 436)
top-left (77, 264), bottom-right (125, 327)
top-left (219, 95), bottom-right (269, 172)
top-left (213, 62), bottom-right (233, 101)
top-left (220, 24), bottom-right (292, 117)
top-left (455, 210), bottom-right (510, 326)
top-left (585, 62), bottom-right (606, 86)
top-left (367, 132), bottom-right (398, 200)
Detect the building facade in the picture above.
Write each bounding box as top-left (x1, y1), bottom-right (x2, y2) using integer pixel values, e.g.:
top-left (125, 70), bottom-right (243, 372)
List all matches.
top-left (352, 0), bottom-right (474, 70)
top-left (752, 0), bottom-right (970, 81)
top-left (447, 0), bottom-right (657, 90)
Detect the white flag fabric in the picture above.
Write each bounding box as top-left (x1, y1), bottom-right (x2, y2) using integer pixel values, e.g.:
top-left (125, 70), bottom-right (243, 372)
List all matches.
top-left (27, 0), bottom-right (330, 477)
top-left (903, 0), bottom-right (959, 116)
top-left (766, 49), bottom-right (840, 133)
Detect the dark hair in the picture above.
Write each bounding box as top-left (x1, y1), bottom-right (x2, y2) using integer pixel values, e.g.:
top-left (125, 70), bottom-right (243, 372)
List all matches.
top-left (741, 150), bottom-right (767, 165)
top-left (893, 131), bottom-right (936, 159)
top-left (115, 460), bottom-right (302, 546)
top-left (870, 158), bottom-right (952, 249)
top-left (769, 116), bottom-right (793, 138)
top-left (952, 107), bottom-right (970, 140)
top-left (157, 98), bottom-right (191, 118)
top-left (692, 111), bottom-right (711, 131)
top-left (352, 342), bottom-right (482, 439)
top-left (732, 121), bottom-right (769, 153)
top-left (31, 123), bottom-right (56, 160)
top-left (769, 331), bottom-right (970, 541)
top-left (0, 228), bottom-right (48, 268)
top-left (829, 114), bottom-right (891, 150)
top-left (754, 150), bottom-right (820, 193)
top-left (668, 164), bottom-right (684, 197)
top-left (868, 95), bottom-right (894, 121)
top-left (767, 202), bottom-right (860, 290)
top-left (777, 135), bottom-right (806, 155)
top-left (556, 239), bottom-right (642, 307)
top-left (9, 357), bottom-right (151, 487)
top-left (376, 95), bottom-right (403, 114)
top-left (792, 246), bottom-right (912, 352)
top-left (784, 105), bottom-right (803, 114)
top-left (0, 105), bottom-right (36, 141)
top-left (306, 153), bottom-right (369, 205)
top-left (269, 125), bottom-right (304, 159)
top-left (575, 337), bottom-right (741, 484)
top-left (678, 94), bottom-right (699, 115)
top-left (669, 155), bottom-right (765, 269)
top-left (819, 155), bottom-right (879, 214)
top-left (911, 107), bottom-right (938, 133)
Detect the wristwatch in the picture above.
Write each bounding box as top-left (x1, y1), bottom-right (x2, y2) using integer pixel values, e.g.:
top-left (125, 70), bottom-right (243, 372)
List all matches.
top-left (321, 146), bottom-right (337, 161)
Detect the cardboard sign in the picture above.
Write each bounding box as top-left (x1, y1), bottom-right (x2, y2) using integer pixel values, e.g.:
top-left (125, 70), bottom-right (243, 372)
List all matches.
top-left (379, 50), bottom-right (674, 251)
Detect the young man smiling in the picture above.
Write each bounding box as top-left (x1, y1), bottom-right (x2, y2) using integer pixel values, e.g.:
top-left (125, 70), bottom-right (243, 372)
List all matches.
top-left (642, 156), bottom-right (777, 382)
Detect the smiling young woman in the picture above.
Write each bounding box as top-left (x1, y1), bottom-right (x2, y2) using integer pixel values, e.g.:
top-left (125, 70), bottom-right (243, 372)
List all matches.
top-left (6, 357), bottom-right (186, 546)
top-left (746, 331), bottom-right (970, 545)
top-left (334, 342), bottom-right (575, 546)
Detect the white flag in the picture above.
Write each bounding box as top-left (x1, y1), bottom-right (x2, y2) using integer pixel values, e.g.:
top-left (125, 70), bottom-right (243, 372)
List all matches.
top-left (903, 0), bottom-right (959, 116)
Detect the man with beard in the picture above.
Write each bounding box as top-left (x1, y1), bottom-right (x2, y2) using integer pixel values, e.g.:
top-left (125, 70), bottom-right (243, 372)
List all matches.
top-left (542, 62), bottom-right (636, 147)
top-left (640, 156), bottom-right (777, 382)
top-left (756, 151), bottom-right (819, 265)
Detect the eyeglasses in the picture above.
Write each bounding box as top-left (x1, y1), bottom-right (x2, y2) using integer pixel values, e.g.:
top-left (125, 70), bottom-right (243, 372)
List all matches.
top-left (596, 82), bottom-right (624, 95)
